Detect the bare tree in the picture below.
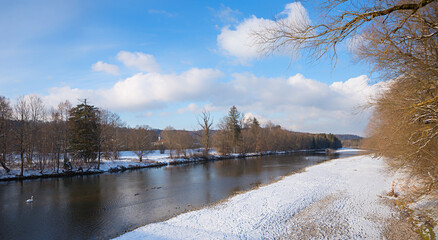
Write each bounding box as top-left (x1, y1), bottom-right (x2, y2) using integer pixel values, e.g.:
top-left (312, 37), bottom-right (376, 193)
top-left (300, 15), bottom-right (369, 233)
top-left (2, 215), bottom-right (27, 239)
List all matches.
top-left (50, 108), bottom-right (62, 172)
top-left (50, 100), bottom-right (71, 173)
top-left (255, 0), bottom-right (438, 195)
top-left (161, 126), bottom-right (176, 158)
top-left (97, 109), bottom-right (112, 163)
top-left (241, 117), bottom-right (262, 154)
top-left (14, 97), bottom-right (30, 176)
top-left (0, 96), bottom-right (12, 172)
top-left (197, 110), bottom-right (214, 158)
top-left (19, 95), bottom-right (46, 165)
top-left (255, 0), bottom-right (437, 63)
top-left (175, 130), bottom-right (194, 158)
top-left (28, 95), bottom-right (46, 171)
top-left (107, 111), bottom-right (124, 160)
top-left (214, 118), bottom-right (233, 155)
top-left (364, 76), bottom-right (438, 196)
top-left (130, 125), bottom-right (156, 162)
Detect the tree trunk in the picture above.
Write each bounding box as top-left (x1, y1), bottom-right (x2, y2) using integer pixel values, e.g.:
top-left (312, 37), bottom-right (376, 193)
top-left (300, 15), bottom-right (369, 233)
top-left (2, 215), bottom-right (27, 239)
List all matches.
top-left (0, 155), bottom-right (9, 173)
top-left (20, 151), bottom-right (24, 176)
top-left (56, 149), bottom-right (60, 173)
top-left (97, 147), bottom-right (101, 170)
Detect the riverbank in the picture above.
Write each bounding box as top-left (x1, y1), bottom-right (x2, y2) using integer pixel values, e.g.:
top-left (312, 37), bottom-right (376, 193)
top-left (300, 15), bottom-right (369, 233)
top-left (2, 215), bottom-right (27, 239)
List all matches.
top-left (0, 149), bottom-right (341, 181)
top-left (115, 154), bottom-right (421, 240)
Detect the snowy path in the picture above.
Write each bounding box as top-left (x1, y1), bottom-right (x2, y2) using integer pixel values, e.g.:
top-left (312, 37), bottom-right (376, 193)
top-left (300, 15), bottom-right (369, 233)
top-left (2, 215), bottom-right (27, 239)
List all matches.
top-left (115, 155), bottom-right (398, 240)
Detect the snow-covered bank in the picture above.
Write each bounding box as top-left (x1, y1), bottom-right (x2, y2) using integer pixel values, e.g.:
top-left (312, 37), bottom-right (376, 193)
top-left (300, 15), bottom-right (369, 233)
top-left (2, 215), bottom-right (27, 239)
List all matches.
top-left (115, 155), bottom-right (401, 240)
top-left (1, 149), bottom-right (354, 181)
top-left (392, 168), bottom-right (438, 237)
top-left (0, 150), bottom-right (208, 180)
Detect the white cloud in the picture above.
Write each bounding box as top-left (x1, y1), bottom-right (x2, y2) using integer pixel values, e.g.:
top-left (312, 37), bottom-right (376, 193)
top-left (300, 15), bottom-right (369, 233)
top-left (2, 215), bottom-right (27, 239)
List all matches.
top-left (40, 57), bottom-right (382, 135)
top-left (222, 73), bottom-right (380, 111)
top-left (212, 5), bottom-right (242, 24)
top-left (44, 68), bottom-right (224, 111)
top-left (177, 103), bottom-right (201, 114)
top-left (330, 75), bottom-right (379, 104)
top-left (44, 86), bottom-right (94, 107)
top-left (104, 68), bottom-right (224, 110)
top-left (92, 61), bottom-right (120, 75)
top-left (117, 51), bottom-right (160, 72)
top-left (243, 112), bottom-right (269, 125)
top-left (217, 2), bottom-right (310, 63)
top-left (208, 73), bottom-right (382, 135)
top-left (217, 17), bottom-right (271, 62)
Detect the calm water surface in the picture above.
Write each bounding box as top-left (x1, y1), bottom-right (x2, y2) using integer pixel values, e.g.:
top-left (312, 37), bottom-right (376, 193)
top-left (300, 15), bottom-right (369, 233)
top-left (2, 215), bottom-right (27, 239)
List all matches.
top-left (0, 151), bottom-right (361, 239)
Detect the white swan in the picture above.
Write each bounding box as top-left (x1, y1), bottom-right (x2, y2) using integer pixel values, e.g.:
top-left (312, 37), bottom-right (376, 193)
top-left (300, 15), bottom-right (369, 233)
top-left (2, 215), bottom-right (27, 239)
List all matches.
top-left (26, 196), bottom-right (34, 203)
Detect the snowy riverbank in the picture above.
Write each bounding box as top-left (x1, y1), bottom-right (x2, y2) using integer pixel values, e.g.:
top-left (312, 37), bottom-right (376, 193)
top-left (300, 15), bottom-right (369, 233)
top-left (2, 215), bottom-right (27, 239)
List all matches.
top-left (1, 149), bottom-right (354, 181)
top-left (115, 154), bottom-right (414, 240)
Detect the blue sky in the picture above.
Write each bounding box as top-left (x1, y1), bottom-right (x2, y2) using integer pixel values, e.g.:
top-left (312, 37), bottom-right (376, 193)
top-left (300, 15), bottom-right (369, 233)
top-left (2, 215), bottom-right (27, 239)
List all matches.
top-left (0, 0), bottom-right (380, 135)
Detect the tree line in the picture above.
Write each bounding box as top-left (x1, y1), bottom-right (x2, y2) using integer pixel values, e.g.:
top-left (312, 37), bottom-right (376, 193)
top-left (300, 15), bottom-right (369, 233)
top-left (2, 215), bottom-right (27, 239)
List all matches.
top-left (0, 96), bottom-right (341, 176)
top-left (213, 106), bottom-right (341, 155)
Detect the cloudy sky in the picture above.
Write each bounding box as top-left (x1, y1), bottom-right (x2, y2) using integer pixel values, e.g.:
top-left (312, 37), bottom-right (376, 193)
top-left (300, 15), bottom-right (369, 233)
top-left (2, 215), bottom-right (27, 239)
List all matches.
top-left (0, 0), bottom-right (382, 135)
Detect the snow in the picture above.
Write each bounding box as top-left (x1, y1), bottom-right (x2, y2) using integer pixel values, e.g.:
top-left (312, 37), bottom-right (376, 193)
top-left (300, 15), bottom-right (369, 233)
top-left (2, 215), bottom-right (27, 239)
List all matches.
top-left (4, 148), bottom-right (354, 180)
top-left (392, 167), bottom-right (438, 235)
top-left (0, 169), bottom-right (48, 179)
top-left (410, 195), bottom-right (438, 234)
top-left (334, 148), bottom-right (366, 153)
top-left (98, 159), bottom-right (164, 172)
top-left (115, 155), bottom-right (395, 240)
top-left (0, 150), bottom-right (204, 180)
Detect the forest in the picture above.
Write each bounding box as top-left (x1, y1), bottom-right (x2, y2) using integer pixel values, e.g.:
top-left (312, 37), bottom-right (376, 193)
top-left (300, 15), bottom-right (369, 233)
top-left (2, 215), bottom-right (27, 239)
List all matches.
top-left (0, 96), bottom-right (341, 176)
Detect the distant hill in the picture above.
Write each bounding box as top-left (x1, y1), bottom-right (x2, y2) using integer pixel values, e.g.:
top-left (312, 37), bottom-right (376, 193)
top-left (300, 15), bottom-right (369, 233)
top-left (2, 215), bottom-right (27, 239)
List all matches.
top-left (335, 134), bottom-right (363, 141)
top-left (335, 134), bottom-right (363, 148)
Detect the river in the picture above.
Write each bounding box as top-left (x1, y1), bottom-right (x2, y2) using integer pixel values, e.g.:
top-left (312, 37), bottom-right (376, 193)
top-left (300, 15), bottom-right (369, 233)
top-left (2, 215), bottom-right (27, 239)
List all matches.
top-left (0, 150), bottom-right (361, 239)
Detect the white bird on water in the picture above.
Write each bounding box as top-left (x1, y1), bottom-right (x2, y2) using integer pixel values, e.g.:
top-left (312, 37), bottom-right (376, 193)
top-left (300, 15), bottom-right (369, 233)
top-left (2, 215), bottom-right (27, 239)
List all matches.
top-left (26, 196), bottom-right (34, 203)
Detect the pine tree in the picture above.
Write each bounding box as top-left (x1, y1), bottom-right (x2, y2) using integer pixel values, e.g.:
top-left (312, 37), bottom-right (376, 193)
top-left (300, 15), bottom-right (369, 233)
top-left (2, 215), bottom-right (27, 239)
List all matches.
top-left (250, 117), bottom-right (261, 152)
top-left (67, 100), bottom-right (100, 165)
top-left (327, 133), bottom-right (342, 149)
top-left (214, 106), bottom-right (243, 155)
top-left (226, 106), bottom-right (242, 153)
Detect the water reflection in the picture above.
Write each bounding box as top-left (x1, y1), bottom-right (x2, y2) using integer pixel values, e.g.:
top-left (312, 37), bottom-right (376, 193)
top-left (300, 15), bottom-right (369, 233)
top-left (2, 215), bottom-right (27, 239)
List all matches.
top-left (0, 151), bottom-right (360, 239)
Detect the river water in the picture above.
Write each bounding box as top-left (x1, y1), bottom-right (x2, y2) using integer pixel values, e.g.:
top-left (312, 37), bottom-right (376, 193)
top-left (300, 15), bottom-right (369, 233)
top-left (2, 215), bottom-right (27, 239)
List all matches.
top-left (0, 150), bottom-right (361, 239)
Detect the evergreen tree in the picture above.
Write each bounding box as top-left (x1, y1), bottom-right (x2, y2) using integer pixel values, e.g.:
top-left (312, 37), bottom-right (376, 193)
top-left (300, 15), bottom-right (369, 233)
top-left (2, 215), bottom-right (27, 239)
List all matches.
top-left (214, 106), bottom-right (243, 154)
top-left (252, 117), bottom-right (260, 128)
top-left (250, 118), bottom-right (261, 152)
top-left (67, 100), bottom-right (100, 164)
top-left (226, 106), bottom-right (242, 153)
top-left (327, 133), bottom-right (342, 149)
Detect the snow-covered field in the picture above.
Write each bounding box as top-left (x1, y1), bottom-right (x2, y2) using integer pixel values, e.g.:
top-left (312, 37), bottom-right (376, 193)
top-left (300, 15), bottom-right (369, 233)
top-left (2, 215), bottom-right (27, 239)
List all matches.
top-left (115, 155), bottom-right (398, 240)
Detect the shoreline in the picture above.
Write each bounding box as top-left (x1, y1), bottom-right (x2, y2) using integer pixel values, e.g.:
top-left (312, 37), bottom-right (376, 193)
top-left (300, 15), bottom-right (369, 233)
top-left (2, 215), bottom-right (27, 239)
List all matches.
top-left (0, 148), bottom-right (358, 182)
top-left (114, 154), bottom-right (416, 240)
